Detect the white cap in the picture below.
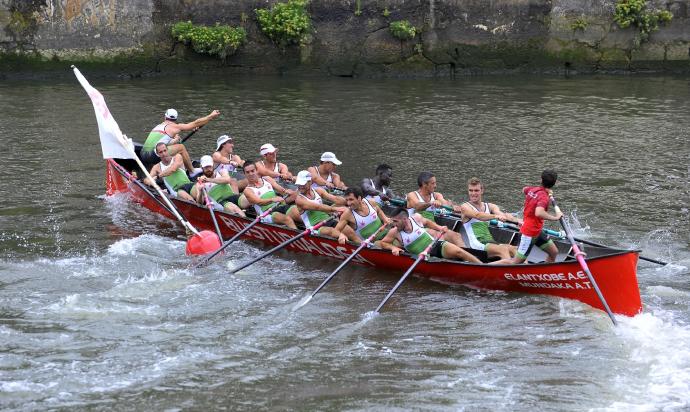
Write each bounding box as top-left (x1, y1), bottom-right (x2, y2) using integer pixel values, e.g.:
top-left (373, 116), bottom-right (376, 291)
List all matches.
top-left (260, 143), bottom-right (277, 155)
top-left (295, 170), bottom-right (312, 186)
top-left (216, 135), bottom-right (233, 151)
top-left (164, 108), bottom-right (178, 120)
top-left (200, 155), bottom-right (214, 168)
top-left (320, 151), bottom-right (342, 165)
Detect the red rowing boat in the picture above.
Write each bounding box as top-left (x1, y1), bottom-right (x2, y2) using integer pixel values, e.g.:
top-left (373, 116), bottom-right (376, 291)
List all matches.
top-left (105, 158), bottom-right (643, 317)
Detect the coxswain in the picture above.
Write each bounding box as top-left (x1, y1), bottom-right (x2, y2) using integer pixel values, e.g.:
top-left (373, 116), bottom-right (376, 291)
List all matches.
top-left (379, 208), bottom-right (482, 263)
top-left (511, 170), bottom-right (563, 264)
top-left (255, 143), bottom-right (294, 182)
top-left (241, 162), bottom-right (297, 229)
top-left (145, 142), bottom-right (195, 201)
top-left (335, 187), bottom-right (391, 245)
top-left (459, 177), bottom-right (521, 262)
top-left (212, 134), bottom-right (248, 191)
top-left (361, 164), bottom-right (395, 206)
top-left (191, 155), bottom-right (245, 216)
top-left (287, 171), bottom-right (351, 238)
top-left (308, 152), bottom-right (346, 190)
top-left (140, 108), bottom-right (220, 172)
top-left (406, 171), bottom-right (467, 249)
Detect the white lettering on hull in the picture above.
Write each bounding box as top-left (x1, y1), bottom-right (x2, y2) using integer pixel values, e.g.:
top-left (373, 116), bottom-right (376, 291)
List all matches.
top-left (503, 271), bottom-right (592, 289)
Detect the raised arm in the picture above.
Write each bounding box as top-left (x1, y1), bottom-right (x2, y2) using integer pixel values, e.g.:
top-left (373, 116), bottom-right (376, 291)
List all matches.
top-left (174, 110), bottom-right (220, 133)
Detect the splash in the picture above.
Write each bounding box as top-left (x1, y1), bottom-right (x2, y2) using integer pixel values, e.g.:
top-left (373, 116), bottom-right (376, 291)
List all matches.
top-left (603, 311), bottom-right (690, 410)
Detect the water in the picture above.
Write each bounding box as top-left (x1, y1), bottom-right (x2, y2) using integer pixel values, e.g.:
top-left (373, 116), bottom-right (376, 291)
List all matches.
top-left (1, 74), bottom-right (689, 410)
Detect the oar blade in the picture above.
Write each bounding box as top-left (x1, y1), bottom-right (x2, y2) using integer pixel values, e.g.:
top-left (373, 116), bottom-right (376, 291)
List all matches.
top-left (186, 230), bottom-right (222, 256)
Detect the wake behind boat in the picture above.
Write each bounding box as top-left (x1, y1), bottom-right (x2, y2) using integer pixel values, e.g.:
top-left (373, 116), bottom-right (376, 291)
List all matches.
top-left (106, 157), bottom-right (643, 317)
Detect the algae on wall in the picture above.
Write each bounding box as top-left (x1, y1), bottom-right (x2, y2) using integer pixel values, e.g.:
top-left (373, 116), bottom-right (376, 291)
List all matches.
top-left (0, 0), bottom-right (688, 77)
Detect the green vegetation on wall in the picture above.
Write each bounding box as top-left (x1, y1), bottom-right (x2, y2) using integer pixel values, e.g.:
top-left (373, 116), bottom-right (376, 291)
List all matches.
top-left (389, 20), bottom-right (416, 41)
top-left (570, 17), bottom-right (588, 31)
top-left (613, 0), bottom-right (673, 43)
top-left (171, 21), bottom-right (246, 59)
top-left (255, 0), bottom-right (311, 47)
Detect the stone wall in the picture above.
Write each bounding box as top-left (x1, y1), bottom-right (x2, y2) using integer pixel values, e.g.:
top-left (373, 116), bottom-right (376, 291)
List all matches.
top-left (1, 0), bottom-right (689, 77)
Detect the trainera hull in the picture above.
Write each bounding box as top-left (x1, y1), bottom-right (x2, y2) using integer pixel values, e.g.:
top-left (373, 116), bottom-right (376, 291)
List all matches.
top-left (106, 159), bottom-right (643, 317)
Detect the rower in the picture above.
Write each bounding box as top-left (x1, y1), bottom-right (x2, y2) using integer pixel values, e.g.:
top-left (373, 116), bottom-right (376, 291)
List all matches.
top-left (287, 170), bottom-right (351, 238)
top-left (406, 171), bottom-right (467, 249)
top-left (459, 177), bottom-right (520, 262)
top-left (140, 108), bottom-right (220, 172)
top-left (241, 162), bottom-right (297, 229)
top-left (212, 134), bottom-right (248, 191)
top-left (361, 164), bottom-right (395, 206)
top-left (379, 208), bottom-right (482, 263)
top-left (191, 155), bottom-right (245, 217)
top-left (336, 187), bottom-right (390, 245)
top-left (406, 171), bottom-right (448, 222)
top-left (255, 143), bottom-right (294, 182)
top-left (145, 142), bottom-right (195, 201)
top-left (308, 152), bottom-right (346, 190)
top-left (510, 170), bottom-right (563, 264)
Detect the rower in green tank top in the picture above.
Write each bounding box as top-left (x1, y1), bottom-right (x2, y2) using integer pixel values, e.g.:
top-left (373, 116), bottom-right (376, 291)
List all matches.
top-left (140, 108), bottom-right (221, 173)
top-left (287, 170), bottom-right (353, 239)
top-left (379, 207), bottom-right (482, 263)
top-left (459, 177), bottom-right (522, 265)
top-left (405, 171), bottom-right (467, 250)
top-left (146, 142), bottom-right (195, 201)
top-left (335, 186), bottom-right (390, 246)
top-left (190, 155), bottom-right (245, 216)
top-left (241, 162), bottom-right (297, 229)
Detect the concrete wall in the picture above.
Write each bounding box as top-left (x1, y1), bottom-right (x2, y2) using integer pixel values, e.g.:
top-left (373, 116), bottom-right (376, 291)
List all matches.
top-left (1, 0), bottom-right (689, 77)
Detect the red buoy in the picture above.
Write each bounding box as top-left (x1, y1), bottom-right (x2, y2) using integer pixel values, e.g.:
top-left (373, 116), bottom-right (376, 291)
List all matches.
top-left (186, 230), bottom-right (222, 256)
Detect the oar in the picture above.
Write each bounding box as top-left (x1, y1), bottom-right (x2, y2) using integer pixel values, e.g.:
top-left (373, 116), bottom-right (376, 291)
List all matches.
top-left (489, 220), bottom-right (668, 266)
top-left (180, 124), bottom-right (203, 143)
top-left (373, 231), bottom-right (444, 314)
top-left (550, 195), bottom-right (617, 326)
top-left (296, 223), bottom-right (391, 309)
top-left (201, 186), bottom-right (223, 241)
top-left (193, 198), bottom-right (287, 268)
top-left (228, 217), bottom-right (336, 274)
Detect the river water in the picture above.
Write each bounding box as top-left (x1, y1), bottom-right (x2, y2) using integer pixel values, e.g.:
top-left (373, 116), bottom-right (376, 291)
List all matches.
top-left (1, 73), bottom-right (688, 411)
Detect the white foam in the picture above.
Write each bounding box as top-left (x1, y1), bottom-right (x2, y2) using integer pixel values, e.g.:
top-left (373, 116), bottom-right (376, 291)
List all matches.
top-left (602, 311), bottom-right (690, 410)
top-left (107, 234), bottom-right (181, 257)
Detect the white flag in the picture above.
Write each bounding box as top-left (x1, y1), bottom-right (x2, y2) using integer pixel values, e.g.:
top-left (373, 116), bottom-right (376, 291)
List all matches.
top-left (72, 66), bottom-right (135, 159)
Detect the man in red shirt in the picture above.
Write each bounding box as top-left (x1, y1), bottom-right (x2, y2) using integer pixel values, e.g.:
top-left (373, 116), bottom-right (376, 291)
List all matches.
top-left (511, 170), bottom-right (563, 263)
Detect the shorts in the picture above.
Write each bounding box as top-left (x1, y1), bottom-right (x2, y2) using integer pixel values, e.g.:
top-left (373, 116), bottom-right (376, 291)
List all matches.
top-left (467, 235), bottom-right (497, 251)
top-left (218, 194), bottom-right (241, 207)
top-left (428, 240), bottom-right (446, 258)
top-left (176, 182), bottom-right (194, 195)
top-left (140, 150), bottom-right (158, 166)
top-left (260, 204), bottom-right (292, 224)
top-left (516, 232), bottom-right (554, 260)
